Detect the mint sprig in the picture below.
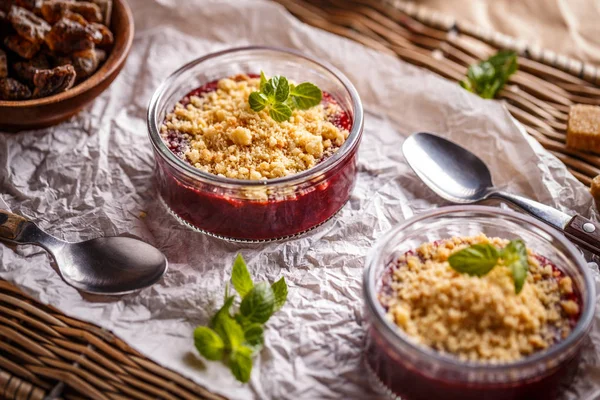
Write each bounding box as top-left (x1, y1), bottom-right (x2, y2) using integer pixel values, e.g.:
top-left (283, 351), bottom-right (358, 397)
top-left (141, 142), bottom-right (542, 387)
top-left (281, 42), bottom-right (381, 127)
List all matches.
top-left (248, 71), bottom-right (322, 122)
top-left (448, 239), bottom-right (529, 294)
top-left (460, 50), bottom-right (518, 99)
top-left (193, 254), bottom-right (288, 383)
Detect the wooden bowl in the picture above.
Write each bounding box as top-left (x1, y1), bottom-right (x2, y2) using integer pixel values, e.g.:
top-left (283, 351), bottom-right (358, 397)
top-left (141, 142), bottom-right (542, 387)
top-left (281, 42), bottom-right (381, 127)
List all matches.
top-left (0, 0), bottom-right (134, 131)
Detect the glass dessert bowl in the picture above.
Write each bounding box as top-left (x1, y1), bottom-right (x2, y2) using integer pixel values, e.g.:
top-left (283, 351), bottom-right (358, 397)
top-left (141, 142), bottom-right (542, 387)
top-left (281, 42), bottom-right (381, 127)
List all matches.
top-left (363, 206), bottom-right (595, 400)
top-left (147, 46), bottom-right (363, 241)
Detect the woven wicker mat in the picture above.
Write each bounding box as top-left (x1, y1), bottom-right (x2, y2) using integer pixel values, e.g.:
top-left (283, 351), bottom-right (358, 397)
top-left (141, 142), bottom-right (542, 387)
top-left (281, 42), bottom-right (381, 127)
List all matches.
top-left (275, 0), bottom-right (600, 186)
top-left (2, 1), bottom-right (600, 399)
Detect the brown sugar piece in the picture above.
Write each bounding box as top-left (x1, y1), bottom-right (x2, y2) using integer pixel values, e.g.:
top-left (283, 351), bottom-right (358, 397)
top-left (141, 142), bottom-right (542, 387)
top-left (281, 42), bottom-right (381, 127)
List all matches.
top-left (40, 0), bottom-right (102, 24)
top-left (591, 176), bottom-right (600, 208)
top-left (0, 49), bottom-right (7, 78)
top-left (9, 5), bottom-right (50, 43)
top-left (4, 34), bottom-right (40, 59)
top-left (32, 64), bottom-right (76, 97)
top-left (0, 77), bottom-right (32, 100)
top-left (44, 16), bottom-right (95, 53)
top-left (566, 105), bottom-right (600, 153)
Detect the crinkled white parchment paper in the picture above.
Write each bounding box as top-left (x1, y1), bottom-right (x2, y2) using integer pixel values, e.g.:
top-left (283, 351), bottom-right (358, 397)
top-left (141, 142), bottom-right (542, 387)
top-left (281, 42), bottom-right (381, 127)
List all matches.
top-left (1, 1), bottom-right (600, 399)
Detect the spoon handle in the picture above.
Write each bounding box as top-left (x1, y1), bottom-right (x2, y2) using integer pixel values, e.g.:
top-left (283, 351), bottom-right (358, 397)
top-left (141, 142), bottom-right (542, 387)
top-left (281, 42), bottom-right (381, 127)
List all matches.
top-left (490, 192), bottom-right (600, 256)
top-left (489, 192), bottom-right (571, 231)
top-left (564, 216), bottom-right (600, 256)
top-left (0, 209), bottom-right (28, 240)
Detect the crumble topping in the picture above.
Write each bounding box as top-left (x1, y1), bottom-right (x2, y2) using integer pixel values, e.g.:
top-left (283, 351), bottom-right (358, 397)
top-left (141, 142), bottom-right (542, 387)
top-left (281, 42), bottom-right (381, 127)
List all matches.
top-left (379, 234), bottom-right (578, 363)
top-left (160, 75), bottom-right (349, 180)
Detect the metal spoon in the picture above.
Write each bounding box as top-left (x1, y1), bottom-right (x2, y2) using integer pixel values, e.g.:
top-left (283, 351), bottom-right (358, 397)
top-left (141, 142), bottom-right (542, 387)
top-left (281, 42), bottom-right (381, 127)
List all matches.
top-left (0, 209), bottom-right (168, 295)
top-left (402, 132), bottom-right (600, 256)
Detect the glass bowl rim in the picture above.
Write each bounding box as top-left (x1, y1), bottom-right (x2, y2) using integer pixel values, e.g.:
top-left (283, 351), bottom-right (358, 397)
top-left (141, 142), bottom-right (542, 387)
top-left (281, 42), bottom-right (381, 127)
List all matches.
top-left (363, 205), bottom-right (596, 372)
top-left (146, 45), bottom-right (364, 189)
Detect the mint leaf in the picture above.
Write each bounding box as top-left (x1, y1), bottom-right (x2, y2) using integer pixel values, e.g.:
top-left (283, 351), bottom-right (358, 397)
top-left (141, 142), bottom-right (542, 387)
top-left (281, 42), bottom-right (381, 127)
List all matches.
top-left (269, 103), bottom-right (292, 123)
top-left (249, 92), bottom-right (269, 112)
top-left (229, 346), bottom-right (253, 383)
top-left (259, 71), bottom-right (268, 92)
top-left (448, 243), bottom-right (499, 276)
top-left (273, 76), bottom-right (289, 103)
top-left (231, 254), bottom-right (254, 298)
top-left (290, 82), bottom-right (322, 110)
top-left (248, 72), bottom-right (322, 122)
top-left (240, 282), bottom-right (275, 323)
top-left (210, 295), bottom-right (234, 329)
top-left (460, 50), bottom-right (518, 99)
top-left (213, 311), bottom-right (245, 351)
top-left (194, 327), bottom-right (224, 361)
top-left (271, 277), bottom-right (288, 313)
top-left (502, 239), bottom-right (529, 294)
top-left (243, 323), bottom-right (264, 350)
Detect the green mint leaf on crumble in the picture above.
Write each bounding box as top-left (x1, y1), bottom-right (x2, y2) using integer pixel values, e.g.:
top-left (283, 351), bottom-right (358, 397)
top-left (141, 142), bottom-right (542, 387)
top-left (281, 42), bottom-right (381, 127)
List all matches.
top-left (290, 82), bottom-right (322, 110)
top-left (231, 254), bottom-right (254, 298)
top-left (229, 346), bottom-right (253, 383)
top-left (448, 243), bottom-right (499, 276)
top-left (269, 102), bottom-right (292, 122)
top-left (271, 277), bottom-right (288, 313)
top-left (240, 282), bottom-right (275, 323)
top-left (193, 327), bottom-right (224, 361)
top-left (460, 50), bottom-right (518, 99)
top-left (248, 71), bottom-right (322, 122)
top-left (260, 71), bottom-right (268, 92)
top-left (194, 256), bottom-right (288, 383)
top-left (502, 239), bottom-right (529, 294)
top-left (272, 76), bottom-right (290, 103)
top-left (249, 92), bottom-right (268, 112)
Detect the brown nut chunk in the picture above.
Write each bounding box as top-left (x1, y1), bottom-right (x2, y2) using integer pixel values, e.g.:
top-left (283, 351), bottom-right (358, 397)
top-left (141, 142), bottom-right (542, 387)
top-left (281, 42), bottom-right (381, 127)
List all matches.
top-left (44, 16), bottom-right (95, 53)
top-left (87, 0), bottom-right (111, 26)
top-left (13, 53), bottom-right (50, 83)
top-left (40, 0), bottom-right (102, 23)
top-left (0, 49), bottom-right (7, 78)
top-left (9, 5), bottom-right (50, 43)
top-left (32, 64), bottom-right (76, 97)
top-left (88, 22), bottom-right (112, 46)
top-left (0, 77), bottom-right (32, 100)
top-left (70, 48), bottom-right (98, 79)
top-left (4, 34), bottom-right (40, 58)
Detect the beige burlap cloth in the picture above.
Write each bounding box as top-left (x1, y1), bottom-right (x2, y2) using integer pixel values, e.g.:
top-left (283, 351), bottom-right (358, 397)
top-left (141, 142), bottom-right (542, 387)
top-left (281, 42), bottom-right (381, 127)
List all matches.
top-left (416, 0), bottom-right (600, 65)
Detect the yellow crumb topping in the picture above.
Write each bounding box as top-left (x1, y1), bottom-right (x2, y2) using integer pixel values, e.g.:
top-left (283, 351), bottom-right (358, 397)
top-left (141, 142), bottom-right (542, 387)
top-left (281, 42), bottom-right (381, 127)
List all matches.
top-left (160, 75), bottom-right (349, 180)
top-left (380, 234), bottom-right (577, 363)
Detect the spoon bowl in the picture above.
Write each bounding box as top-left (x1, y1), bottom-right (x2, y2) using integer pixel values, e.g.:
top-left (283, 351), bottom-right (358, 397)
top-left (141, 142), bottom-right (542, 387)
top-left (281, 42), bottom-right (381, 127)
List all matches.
top-left (402, 132), bottom-right (493, 203)
top-left (0, 210), bottom-right (168, 295)
top-left (402, 132), bottom-right (600, 257)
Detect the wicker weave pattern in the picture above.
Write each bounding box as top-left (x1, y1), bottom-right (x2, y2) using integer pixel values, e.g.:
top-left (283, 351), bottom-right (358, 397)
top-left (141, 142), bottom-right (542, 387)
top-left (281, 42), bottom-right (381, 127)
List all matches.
top-left (0, 281), bottom-right (225, 400)
top-left (2, 1), bottom-right (600, 398)
top-left (274, 0), bottom-right (600, 186)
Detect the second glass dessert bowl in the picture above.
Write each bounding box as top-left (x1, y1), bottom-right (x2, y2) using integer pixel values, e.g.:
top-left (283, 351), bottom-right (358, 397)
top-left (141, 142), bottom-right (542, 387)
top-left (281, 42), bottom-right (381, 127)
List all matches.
top-left (364, 206), bottom-right (595, 400)
top-left (147, 46), bottom-right (363, 241)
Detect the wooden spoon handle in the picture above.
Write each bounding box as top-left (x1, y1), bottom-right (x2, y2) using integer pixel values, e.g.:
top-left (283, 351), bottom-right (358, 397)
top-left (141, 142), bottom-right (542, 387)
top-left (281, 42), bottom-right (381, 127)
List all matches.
top-left (564, 215), bottom-right (600, 256)
top-left (0, 209), bottom-right (28, 240)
